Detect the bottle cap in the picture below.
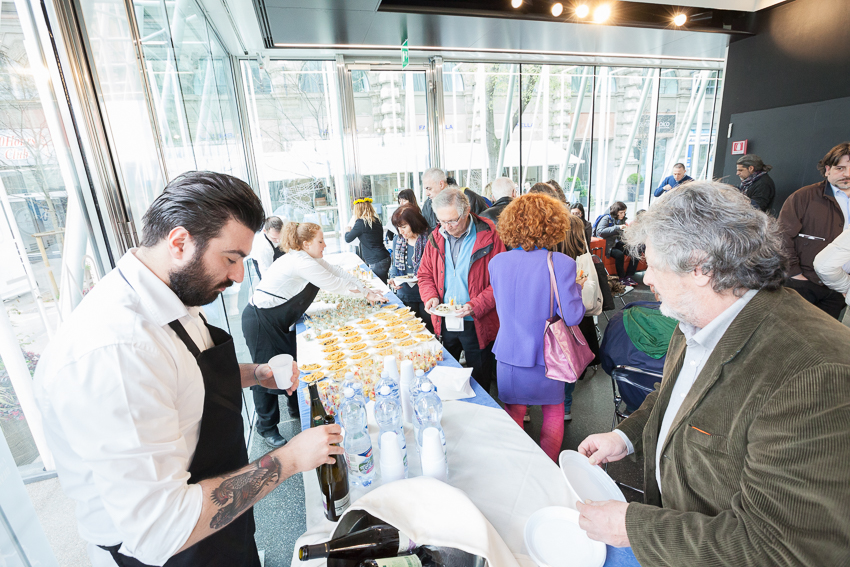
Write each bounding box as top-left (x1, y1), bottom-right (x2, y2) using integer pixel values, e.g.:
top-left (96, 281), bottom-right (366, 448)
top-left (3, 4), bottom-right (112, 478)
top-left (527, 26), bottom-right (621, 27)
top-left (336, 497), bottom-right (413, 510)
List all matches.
top-left (379, 385), bottom-right (391, 396)
top-left (420, 382), bottom-right (433, 393)
top-left (344, 372), bottom-right (355, 380)
top-left (343, 387), bottom-right (355, 398)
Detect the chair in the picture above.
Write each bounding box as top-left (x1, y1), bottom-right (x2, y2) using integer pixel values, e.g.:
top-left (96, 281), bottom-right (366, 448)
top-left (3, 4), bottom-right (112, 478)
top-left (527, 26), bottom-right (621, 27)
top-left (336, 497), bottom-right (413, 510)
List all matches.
top-left (589, 236), bottom-right (647, 280)
top-left (607, 365), bottom-right (663, 498)
top-left (610, 365), bottom-right (663, 428)
top-left (589, 237), bottom-right (636, 318)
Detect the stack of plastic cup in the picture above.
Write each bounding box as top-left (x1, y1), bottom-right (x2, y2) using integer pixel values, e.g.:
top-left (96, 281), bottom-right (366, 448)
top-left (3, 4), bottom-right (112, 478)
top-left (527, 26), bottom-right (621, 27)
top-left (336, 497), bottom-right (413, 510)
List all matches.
top-left (420, 427), bottom-right (448, 482)
top-left (379, 431), bottom-right (406, 483)
top-left (383, 355), bottom-right (400, 381)
top-left (397, 358), bottom-right (415, 424)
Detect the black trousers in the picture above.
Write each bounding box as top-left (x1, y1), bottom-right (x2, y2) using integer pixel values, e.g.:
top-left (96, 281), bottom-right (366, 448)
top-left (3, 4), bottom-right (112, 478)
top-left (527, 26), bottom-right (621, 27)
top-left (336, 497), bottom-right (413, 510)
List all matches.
top-left (369, 256), bottom-right (392, 284)
top-left (441, 319), bottom-right (495, 397)
top-left (251, 386), bottom-right (299, 436)
top-left (785, 277), bottom-right (846, 320)
top-left (609, 242), bottom-right (638, 279)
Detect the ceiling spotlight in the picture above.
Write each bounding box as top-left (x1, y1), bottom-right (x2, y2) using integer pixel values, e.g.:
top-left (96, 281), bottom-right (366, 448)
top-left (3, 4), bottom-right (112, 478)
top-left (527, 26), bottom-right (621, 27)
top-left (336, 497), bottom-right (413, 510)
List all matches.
top-left (575, 4), bottom-right (589, 18)
top-left (592, 3), bottom-right (611, 23)
top-left (673, 13), bottom-right (687, 26)
top-left (511, 0), bottom-right (522, 8)
top-left (551, 2), bottom-right (563, 16)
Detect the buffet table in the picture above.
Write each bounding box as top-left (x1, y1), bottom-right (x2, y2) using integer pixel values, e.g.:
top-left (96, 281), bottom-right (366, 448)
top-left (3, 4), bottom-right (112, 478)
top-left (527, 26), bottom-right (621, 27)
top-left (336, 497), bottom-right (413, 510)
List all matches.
top-left (290, 253), bottom-right (621, 567)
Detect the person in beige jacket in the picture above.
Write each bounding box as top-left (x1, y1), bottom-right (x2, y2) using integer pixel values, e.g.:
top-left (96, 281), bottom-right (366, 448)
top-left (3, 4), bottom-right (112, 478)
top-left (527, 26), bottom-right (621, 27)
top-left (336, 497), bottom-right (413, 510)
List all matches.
top-left (577, 181), bottom-right (850, 567)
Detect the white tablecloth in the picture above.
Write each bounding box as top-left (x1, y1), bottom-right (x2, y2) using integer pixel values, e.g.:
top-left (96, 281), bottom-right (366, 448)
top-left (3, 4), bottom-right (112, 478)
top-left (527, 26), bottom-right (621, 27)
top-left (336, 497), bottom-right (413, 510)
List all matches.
top-left (293, 402), bottom-right (573, 567)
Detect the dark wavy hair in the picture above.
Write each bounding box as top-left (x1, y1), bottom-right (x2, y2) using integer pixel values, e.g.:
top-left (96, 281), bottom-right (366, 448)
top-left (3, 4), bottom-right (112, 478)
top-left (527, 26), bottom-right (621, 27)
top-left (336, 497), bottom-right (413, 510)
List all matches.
top-left (141, 171), bottom-right (265, 251)
top-left (391, 203), bottom-right (430, 236)
top-left (817, 142), bottom-right (850, 176)
top-left (570, 202), bottom-right (586, 220)
top-left (397, 189), bottom-right (419, 210)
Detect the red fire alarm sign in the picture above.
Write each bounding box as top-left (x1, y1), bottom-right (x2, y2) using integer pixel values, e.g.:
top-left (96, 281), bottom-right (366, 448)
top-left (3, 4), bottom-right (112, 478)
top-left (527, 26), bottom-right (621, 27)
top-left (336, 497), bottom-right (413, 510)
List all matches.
top-left (731, 140), bottom-right (748, 155)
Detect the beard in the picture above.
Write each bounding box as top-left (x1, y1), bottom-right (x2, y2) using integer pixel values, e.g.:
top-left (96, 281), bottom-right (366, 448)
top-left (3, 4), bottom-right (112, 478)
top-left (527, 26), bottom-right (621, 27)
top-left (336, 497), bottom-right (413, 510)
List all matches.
top-left (169, 251), bottom-right (233, 307)
top-left (657, 292), bottom-right (700, 328)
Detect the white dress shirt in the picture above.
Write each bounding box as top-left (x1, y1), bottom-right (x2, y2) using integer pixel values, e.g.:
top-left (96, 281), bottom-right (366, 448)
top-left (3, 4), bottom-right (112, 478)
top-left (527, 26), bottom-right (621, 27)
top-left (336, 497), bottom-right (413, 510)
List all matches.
top-left (251, 250), bottom-right (370, 308)
top-left (250, 231), bottom-right (276, 276)
top-left (814, 228), bottom-right (850, 306)
top-left (33, 250), bottom-right (214, 565)
top-left (615, 289), bottom-right (757, 493)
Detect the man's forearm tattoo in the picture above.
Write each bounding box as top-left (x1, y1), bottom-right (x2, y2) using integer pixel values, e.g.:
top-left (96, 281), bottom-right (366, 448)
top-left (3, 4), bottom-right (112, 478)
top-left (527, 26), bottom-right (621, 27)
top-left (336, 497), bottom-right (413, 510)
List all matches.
top-left (210, 454), bottom-right (281, 529)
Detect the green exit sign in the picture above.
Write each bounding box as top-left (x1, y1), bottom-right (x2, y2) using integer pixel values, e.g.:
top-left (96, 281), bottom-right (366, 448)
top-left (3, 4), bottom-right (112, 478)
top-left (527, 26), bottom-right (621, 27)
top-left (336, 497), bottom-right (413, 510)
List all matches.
top-left (401, 39), bottom-right (409, 69)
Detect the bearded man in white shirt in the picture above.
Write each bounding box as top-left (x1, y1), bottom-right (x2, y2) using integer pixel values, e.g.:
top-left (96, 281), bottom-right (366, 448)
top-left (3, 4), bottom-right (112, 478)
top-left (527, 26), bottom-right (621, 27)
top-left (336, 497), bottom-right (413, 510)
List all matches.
top-left (33, 171), bottom-right (342, 567)
top-left (575, 181), bottom-right (850, 567)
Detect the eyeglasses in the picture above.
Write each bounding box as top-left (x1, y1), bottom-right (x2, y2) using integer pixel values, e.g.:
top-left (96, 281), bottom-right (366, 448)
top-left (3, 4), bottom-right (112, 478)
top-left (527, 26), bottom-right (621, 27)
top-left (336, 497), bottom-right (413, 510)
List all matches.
top-left (439, 213), bottom-right (465, 227)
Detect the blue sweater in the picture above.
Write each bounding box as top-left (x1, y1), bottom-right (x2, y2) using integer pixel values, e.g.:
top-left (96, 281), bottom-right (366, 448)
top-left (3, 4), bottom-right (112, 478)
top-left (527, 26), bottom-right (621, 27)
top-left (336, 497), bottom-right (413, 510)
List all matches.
top-left (653, 174), bottom-right (694, 197)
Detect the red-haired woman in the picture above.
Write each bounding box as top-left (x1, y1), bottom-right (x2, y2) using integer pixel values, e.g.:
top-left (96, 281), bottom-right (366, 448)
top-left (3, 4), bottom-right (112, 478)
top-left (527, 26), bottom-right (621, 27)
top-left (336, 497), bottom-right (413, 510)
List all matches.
top-left (489, 193), bottom-right (586, 461)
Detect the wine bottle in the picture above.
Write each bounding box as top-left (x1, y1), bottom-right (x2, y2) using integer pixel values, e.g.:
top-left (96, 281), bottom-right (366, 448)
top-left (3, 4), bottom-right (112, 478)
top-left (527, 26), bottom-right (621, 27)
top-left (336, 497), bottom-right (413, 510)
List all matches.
top-left (309, 382), bottom-right (328, 428)
top-left (318, 415), bottom-right (350, 523)
top-left (298, 525), bottom-right (416, 561)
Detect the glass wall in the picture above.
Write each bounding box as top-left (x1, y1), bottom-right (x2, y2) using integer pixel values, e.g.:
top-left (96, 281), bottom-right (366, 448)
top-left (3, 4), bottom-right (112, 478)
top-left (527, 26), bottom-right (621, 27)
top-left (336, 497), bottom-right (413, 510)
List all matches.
top-left (439, 62), bottom-right (721, 219)
top-left (518, 64), bottom-right (593, 206)
top-left (590, 67), bottom-right (657, 217)
top-left (442, 62), bottom-right (520, 201)
top-left (350, 69), bottom-right (431, 225)
top-left (240, 59), bottom-right (346, 240)
top-left (132, 0), bottom-right (248, 189)
top-left (1, 0), bottom-right (97, 475)
top-left (650, 69), bottom-right (721, 192)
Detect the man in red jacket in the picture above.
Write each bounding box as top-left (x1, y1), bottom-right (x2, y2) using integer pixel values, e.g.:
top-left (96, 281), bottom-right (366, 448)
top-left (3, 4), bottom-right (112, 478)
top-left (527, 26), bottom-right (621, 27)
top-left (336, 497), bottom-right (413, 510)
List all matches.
top-left (418, 187), bottom-right (507, 395)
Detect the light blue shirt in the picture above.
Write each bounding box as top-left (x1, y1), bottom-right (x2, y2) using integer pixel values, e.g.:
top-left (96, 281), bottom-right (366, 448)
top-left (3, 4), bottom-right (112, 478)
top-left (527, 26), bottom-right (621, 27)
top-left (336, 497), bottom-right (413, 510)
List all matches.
top-left (831, 184), bottom-right (850, 230)
top-left (440, 219), bottom-right (477, 322)
top-left (616, 289), bottom-right (758, 494)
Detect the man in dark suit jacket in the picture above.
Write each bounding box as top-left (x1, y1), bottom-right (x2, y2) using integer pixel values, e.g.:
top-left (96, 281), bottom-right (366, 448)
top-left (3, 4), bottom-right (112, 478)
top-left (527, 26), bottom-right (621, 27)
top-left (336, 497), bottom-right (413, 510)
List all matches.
top-left (479, 177), bottom-right (516, 226)
top-left (577, 181), bottom-right (850, 567)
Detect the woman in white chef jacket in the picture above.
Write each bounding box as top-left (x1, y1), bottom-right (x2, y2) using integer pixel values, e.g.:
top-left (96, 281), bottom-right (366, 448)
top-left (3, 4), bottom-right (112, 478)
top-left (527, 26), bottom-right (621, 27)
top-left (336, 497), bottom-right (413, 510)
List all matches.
top-left (241, 222), bottom-right (386, 445)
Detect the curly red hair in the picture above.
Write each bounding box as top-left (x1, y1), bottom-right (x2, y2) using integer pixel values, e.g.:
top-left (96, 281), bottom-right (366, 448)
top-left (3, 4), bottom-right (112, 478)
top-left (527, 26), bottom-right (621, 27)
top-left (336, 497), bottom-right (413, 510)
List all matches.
top-left (498, 193), bottom-right (571, 251)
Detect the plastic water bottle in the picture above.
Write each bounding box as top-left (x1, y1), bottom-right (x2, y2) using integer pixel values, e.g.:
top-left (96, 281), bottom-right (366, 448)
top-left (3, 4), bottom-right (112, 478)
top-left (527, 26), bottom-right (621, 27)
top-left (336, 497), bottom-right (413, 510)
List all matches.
top-left (410, 373), bottom-right (434, 403)
top-left (376, 371), bottom-right (400, 404)
top-left (339, 388), bottom-right (375, 487)
top-left (342, 373), bottom-right (366, 404)
top-left (374, 385), bottom-right (408, 477)
top-left (413, 383), bottom-right (446, 456)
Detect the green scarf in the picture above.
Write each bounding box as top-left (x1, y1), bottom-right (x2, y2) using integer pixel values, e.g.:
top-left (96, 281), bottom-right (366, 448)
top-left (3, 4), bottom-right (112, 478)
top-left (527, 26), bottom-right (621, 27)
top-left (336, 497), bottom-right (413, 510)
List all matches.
top-left (622, 306), bottom-right (678, 359)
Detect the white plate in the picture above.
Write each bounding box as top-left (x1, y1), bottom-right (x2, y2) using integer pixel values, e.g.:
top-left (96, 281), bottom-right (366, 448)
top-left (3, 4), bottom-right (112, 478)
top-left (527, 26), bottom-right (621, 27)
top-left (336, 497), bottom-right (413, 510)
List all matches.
top-left (427, 305), bottom-right (462, 318)
top-left (559, 450), bottom-right (626, 505)
top-left (524, 506), bottom-right (606, 567)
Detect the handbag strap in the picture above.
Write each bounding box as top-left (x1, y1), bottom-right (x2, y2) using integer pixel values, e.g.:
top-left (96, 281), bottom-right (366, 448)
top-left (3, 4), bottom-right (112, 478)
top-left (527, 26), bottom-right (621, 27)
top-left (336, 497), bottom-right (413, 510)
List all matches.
top-left (547, 252), bottom-right (565, 319)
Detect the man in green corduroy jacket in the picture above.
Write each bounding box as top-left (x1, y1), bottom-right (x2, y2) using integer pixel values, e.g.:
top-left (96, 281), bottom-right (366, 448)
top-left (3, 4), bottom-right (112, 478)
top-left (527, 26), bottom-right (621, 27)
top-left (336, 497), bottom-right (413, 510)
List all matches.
top-left (577, 181), bottom-right (850, 567)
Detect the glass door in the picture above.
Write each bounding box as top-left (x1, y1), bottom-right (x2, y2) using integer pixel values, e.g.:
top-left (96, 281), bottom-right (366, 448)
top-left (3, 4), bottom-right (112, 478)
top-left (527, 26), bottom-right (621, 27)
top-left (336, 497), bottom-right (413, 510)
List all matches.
top-left (343, 65), bottom-right (435, 228)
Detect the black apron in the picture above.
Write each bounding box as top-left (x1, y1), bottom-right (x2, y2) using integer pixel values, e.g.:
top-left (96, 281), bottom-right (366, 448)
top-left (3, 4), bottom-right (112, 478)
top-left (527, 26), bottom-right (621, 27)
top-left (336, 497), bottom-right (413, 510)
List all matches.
top-left (100, 307), bottom-right (259, 566)
top-left (251, 235), bottom-right (284, 279)
top-left (241, 283), bottom-right (319, 384)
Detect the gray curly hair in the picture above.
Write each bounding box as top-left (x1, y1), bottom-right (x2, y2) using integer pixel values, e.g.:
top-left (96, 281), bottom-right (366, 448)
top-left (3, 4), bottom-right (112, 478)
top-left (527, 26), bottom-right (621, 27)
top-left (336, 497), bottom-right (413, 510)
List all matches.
top-left (623, 181), bottom-right (786, 296)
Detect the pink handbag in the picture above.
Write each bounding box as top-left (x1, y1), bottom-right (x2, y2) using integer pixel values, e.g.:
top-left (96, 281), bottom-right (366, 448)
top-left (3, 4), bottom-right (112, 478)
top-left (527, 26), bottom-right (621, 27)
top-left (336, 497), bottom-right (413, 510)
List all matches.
top-left (544, 252), bottom-right (594, 383)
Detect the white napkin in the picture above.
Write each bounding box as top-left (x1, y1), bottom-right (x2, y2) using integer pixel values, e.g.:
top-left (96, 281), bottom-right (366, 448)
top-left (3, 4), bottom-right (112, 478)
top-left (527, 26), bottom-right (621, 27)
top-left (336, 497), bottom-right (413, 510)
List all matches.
top-left (427, 366), bottom-right (475, 401)
top-left (349, 478), bottom-right (521, 567)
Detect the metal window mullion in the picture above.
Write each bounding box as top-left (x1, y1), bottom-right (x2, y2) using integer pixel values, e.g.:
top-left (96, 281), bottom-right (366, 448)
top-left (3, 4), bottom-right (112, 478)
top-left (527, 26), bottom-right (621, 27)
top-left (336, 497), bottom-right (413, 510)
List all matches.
top-left (231, 55), bottom-right (260, 189)
top-left (429, 55), bottom-right (444, 171)
top-left (123, 0), bottom-right (170, 182)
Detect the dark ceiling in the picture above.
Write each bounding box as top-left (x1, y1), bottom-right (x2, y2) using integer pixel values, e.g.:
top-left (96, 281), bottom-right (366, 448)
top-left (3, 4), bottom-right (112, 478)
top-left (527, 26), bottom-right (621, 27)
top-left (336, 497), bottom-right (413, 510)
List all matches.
top-left (378, 0), bottom-right (754, 34)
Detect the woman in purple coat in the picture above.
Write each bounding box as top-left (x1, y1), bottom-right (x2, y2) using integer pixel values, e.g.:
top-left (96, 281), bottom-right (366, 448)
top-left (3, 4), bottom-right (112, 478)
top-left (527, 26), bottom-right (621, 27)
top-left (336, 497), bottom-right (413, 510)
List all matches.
top-left (489, 193), bottom-right (586, 460)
